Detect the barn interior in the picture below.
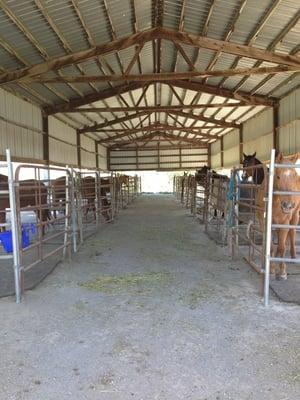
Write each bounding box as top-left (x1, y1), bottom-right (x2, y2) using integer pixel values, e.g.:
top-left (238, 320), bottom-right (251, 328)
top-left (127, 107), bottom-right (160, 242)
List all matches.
top-left (0, 1), bottom-right (300, 399)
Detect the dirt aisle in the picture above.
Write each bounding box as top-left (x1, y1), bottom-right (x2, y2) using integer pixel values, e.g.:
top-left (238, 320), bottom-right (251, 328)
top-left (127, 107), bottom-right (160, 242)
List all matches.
top-left (1, 194), bottom-right (300, 400)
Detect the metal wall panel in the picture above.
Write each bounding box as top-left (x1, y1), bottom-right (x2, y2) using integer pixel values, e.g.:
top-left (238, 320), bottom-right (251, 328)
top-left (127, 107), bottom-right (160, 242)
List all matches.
top-left (97, 144), bottom-right (107, 170)
top-left (243, 132), bottom-right (273, 161)
top-left (110, 146), bottom-right (207, 170)
top-left (49, 116), bottom-right (77, 166)
top-left (211, 141), bottom-right (221, 169)
top-left (0, 88), bottom-right (43, 161)
top-left (279, 88), bottom-right (300, 154)
top-left (224, 145), bottom-right (240, 168)
top-left (242, 108), bottom-right (273, 160)
top-left (81, 135), bottom-right (96, 169)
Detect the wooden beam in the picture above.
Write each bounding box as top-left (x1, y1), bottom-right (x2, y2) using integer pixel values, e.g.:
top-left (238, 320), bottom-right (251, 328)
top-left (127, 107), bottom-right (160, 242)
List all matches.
top-left (28, 65), bottom-right (299, 84)
top-left (98, 127), bottom-right (219, 143)
top-left (170, 80), bottom-right (276, 107)
top-left (110, 144), bottom-right (207, 151)
top-left (66, 103), bottom-right (246, 112)
top-left (0, 28), bottom-right (158, 85)
top-left (220, 136), bottom-right (224, 168)
top-left (95, 141), bottom-right (99, 169)
top-left (76, 130), bottom-right (81, 169)
top-left (42, 115), bottom-right (49, 164)
top-left (96, 125), bottom-right (221, 141)
top-left (168, 109), bottom-right (239, 128)
top-left (239, 124), bottom-right (243, 165)
top-left (79, 111), bottom-right (150, 133)
top-left (273, 104), bottom-right (279, 151)
top-left (157, 27), bottom-right (300, 68)
top-left (44, 82), bottom-right (144, 115)
top-left (207, 143), bottom-right (211, 168)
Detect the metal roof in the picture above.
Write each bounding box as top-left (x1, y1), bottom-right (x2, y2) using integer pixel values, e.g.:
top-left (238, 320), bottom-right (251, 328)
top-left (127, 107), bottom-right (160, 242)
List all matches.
top-left (0, 0), bottom-right (299, 149)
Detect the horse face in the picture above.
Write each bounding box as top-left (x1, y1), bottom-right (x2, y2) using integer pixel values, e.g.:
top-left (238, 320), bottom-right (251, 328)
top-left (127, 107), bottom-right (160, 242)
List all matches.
top-left (274, 153), bottom-right (299, 191)
top-left (242, 153), bottom-right (256, 179)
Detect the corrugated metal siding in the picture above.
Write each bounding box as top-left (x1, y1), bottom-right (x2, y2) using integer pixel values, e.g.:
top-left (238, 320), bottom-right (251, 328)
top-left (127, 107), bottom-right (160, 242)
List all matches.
top-left (49, 117), bottom-right (77, 166)
top-left (81, 135), bottom-right (96, 169)
top-left (110, 147), bottom-right (208, 170)
top-left (0, 88), bottom-right (43, 161)
top-left (279, 88), bottom-right (300, 154)
top-left (211, 141), bottom-right (221, 169)
top-left (223, 128), bottom-right (239, 167)
top-left (243, 108), bottom-right (273, 160)
top-left (97, 144), bottom-right (107, 170)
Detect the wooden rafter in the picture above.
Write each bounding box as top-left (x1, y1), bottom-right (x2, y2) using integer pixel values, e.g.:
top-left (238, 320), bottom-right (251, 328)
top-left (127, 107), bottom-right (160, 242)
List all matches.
top-left (64, 103), bottom-right (246, 112)
top-left (0, 28), bottom-right (158, 85)
top-left (167, 110), bottom-right (239, 128)
top-left (170, 80), bottom-right (276, 106)
top-left (43, 82), bottom-right (145, 114)
top-left (157, 27), bottom-right (300, 68)
top-left (79, 111), bottom-right (151, 133)
top-left (27, 64), bottom-right (299, 84)
top-left (97, 124), bottom-right (220, 143)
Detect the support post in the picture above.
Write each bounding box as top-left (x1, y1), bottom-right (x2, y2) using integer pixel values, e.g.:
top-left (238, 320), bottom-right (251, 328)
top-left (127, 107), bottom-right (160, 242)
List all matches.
top-left (239, 124), bottom-right (244, 165)
top-left (273, 104), bottom-right (279, 152)
top-left (264, 149), bottom-right (275, 306)
top-left (107, 147), bottom-right (111, 171)
top-left (42, 115), bottom-right (49, 164)
top-left (135, 147), bottom-right (138, 170)
top-left (157, 142), bottom-right (160, 170)
top-left (207, 144), bottom-right (211, 167)
top-left (76, 130), bottom-right (81, 169)
top-left (179, 146), bottom-right (182, 169)
top-left (95, 141), bottom-right (99, 169)
top-left (220, 136), bottom-right (224, 168)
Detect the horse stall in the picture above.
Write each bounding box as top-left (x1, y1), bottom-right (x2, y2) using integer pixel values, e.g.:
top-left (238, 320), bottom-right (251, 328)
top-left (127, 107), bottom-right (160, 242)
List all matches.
top-left (192, 173), bottom-right (209, 224)
top-left (204, 172), bottom-right (229, 245)
top-left (75, 171), bottom-right (115, 243)
top-left (0, 156), bottom-right (73, 303)
top-left (230, 163), bottom-right (268, 275)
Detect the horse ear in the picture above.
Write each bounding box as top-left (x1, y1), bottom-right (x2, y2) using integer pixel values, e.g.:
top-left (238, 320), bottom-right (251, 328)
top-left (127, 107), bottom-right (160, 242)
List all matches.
top-left (252, 152), bottom-right (256, 158)
top-left (243, 153), bottom-right (246, 159)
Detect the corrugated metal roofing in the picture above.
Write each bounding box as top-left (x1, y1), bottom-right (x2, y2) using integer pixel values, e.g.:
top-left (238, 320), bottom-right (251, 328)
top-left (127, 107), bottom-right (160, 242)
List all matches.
top-left (0, 0), bottom-right (299, 148)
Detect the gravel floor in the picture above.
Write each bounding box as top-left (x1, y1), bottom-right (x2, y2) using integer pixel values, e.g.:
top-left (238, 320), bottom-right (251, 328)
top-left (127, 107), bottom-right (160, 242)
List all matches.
top-left (1, 194), bottom-right (300, 400)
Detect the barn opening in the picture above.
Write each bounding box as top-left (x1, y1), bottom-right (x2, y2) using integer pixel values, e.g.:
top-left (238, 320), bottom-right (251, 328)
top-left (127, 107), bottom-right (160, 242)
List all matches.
top-left (0, 1), bottom-right (300, 398)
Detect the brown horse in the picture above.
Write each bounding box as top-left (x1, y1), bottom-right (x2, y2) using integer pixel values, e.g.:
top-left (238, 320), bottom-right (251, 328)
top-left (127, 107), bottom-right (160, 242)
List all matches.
top-left (242, 152), bottom-right (300, 279)
top-left (272, 152), bottom-right (300, 279)
top-left (0, 173), bottom-right (51, 234)
top-left (80, 176), bottom-right (111, 221)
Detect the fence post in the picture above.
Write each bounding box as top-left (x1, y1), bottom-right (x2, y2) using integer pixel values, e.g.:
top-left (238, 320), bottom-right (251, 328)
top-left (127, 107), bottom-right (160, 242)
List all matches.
top-left (264, 149), bottom-right (275, 306)
top-left (6, 149), bottom-right (22, 303)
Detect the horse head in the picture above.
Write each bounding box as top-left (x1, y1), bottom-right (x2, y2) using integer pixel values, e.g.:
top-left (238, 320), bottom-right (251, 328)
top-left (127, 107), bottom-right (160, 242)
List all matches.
top-left (274, 152), bottom-right (299, 193)
top-left (242, 152), bottom-right (265, 184)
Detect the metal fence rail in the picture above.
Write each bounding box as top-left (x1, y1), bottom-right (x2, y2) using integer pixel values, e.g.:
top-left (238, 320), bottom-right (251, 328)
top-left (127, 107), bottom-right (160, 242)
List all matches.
top-left (264, 149), bottom-right (300, 306)
top-left (230, 164), bottom-right (268, 274)
top-left (0, 154), bottom-right (143, 303)
top-left (205, 172), bottom-right (229, 245)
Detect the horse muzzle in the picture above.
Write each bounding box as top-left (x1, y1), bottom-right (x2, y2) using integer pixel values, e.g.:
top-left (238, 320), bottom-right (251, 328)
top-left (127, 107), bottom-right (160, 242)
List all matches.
top-left (281, 201), bottom-right (295, 214)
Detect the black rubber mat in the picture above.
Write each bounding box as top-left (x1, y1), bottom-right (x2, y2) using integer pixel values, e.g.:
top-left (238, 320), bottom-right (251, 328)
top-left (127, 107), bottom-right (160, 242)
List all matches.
top-left (270, 265), bottom-right (300, 305)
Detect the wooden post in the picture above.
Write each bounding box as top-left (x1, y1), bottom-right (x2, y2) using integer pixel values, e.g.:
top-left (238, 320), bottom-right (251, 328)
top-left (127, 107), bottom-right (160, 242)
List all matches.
top-left (42, 115), bottom-right (49, 164)
top-left (135, 147), bottom-right (138, 170)
top-left (273, 104), bottom-right (279, 151)
top-left (95, 141), bottom-right (99, 169)
top-left (179, 146), bottom-right (182, 169)
top-left (107, 147), bottom-right (111, 171)
top-left (220, 136), bottom-right (224, 168)
top-left (157, 142), bottom-right (160, 170)
top-left (76, 130), bottom-right (81, 169)
top-left (207, 144), bottom-right (211, 167)
top-left (239, 124), bottom-right (244, 165)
